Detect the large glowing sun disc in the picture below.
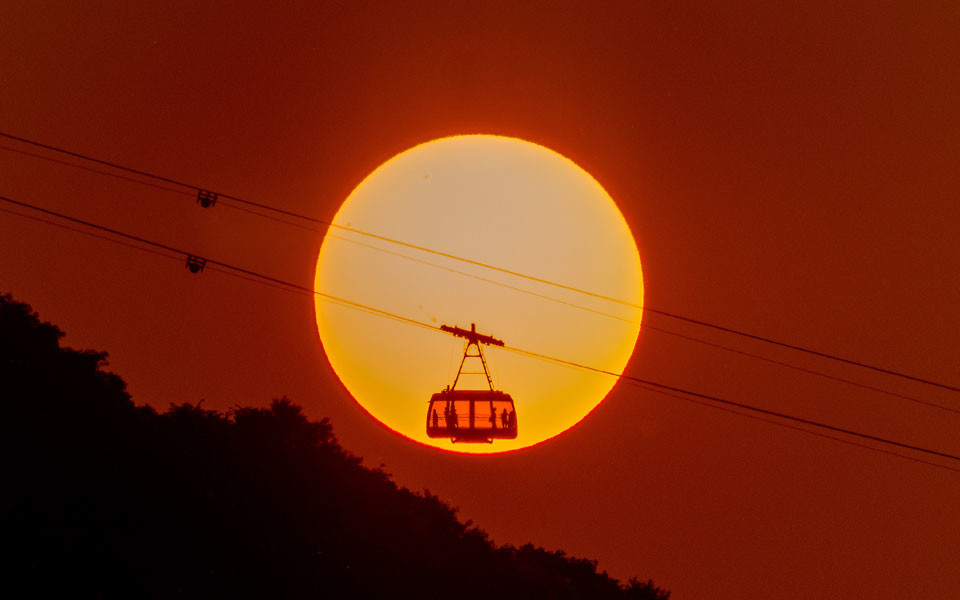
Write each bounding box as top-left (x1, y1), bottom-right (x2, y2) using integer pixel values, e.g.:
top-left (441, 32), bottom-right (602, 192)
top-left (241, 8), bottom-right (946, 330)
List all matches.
top-left (315, 135), bottom-right (643, 453)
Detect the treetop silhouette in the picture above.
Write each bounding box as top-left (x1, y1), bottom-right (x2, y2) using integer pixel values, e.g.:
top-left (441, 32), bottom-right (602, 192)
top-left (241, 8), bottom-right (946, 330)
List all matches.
top-left (3, 292), bottom-right (667, 599)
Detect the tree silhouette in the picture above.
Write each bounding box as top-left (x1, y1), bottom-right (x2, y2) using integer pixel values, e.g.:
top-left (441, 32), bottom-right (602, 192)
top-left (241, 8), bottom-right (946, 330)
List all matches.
top-left (2, 292), bottom-right (668, 599)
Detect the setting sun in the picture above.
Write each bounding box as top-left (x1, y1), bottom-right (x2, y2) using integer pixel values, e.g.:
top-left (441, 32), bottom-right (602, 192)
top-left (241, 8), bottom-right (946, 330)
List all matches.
top-left (315, 135), bottom-right (644, 453)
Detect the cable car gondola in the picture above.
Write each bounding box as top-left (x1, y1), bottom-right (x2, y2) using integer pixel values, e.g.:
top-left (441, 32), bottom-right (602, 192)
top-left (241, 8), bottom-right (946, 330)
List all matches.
top-left (426, 323), bottom-right (517, 443)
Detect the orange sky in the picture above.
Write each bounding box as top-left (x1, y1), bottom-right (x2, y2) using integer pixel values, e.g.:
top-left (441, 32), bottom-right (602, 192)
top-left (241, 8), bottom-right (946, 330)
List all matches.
top-left (2, 3), bottom-right (959, 598)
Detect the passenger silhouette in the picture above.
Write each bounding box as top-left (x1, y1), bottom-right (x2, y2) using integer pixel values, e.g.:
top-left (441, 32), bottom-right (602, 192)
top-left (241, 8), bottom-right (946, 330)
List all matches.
top-left (508, 409), bottom-right (515, 429)
top-left (431, 408), bottom-right (439, 428)
top-left (489, 408), bottom-right (498, 429)
top-left (500, 408), bottom-right (509, 429)
top-left (443, 404), bottom-right (451, 429)
top-left (449, 405), bottom-right (458, 429)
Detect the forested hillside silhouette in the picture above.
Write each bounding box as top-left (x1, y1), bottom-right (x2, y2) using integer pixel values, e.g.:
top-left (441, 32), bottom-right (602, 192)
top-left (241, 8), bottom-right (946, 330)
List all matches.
top-left (3, 292), bottom-right (668, 599)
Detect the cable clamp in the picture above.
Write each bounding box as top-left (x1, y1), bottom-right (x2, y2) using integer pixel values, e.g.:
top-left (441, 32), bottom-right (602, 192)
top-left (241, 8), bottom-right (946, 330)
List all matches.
top-left (185, 255), bottom-right (207, 274)
top-left (196, 189), bottom-right (218, 208)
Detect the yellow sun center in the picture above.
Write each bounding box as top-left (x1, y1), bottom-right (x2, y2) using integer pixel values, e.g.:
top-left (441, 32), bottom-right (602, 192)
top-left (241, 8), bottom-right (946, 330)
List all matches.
top-left (315, 135), bottom-right (643, 453)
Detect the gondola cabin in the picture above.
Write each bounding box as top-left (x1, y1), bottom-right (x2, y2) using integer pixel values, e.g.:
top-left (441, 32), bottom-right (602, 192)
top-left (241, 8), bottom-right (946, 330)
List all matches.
top-left (426, 323), bottom-right (518, 444)
top-left (426, 389), bottom-right (517, 443)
